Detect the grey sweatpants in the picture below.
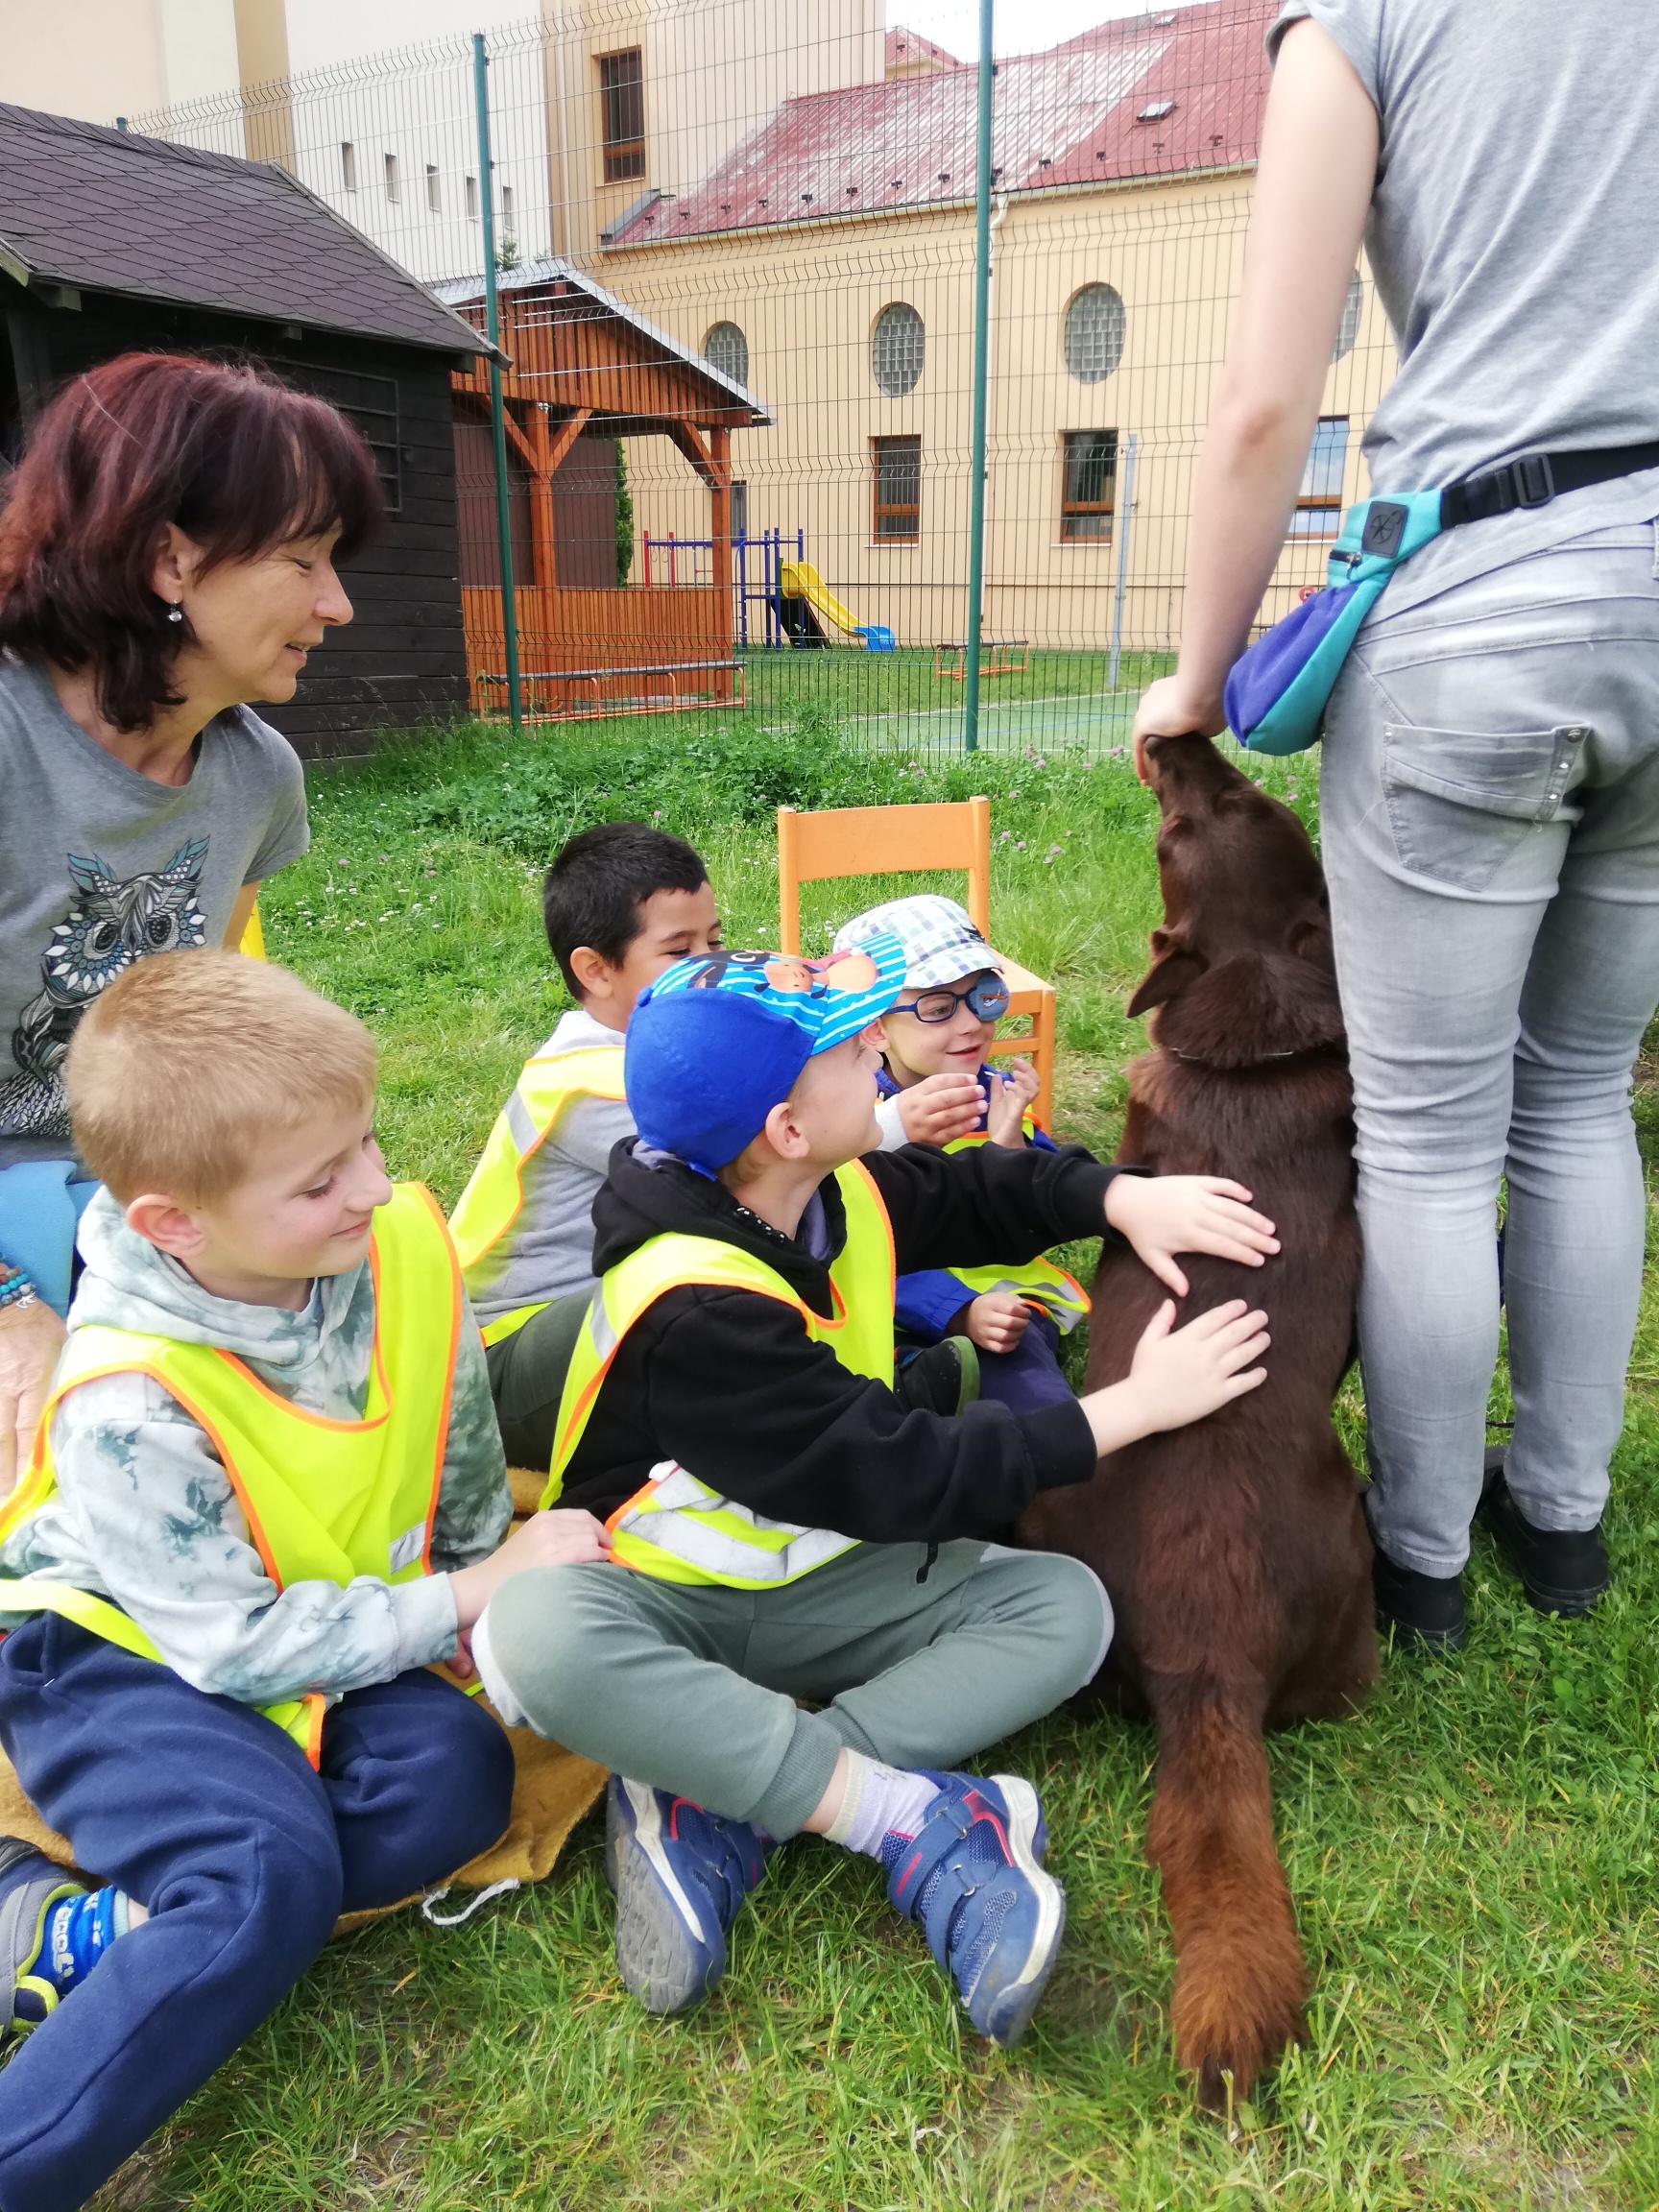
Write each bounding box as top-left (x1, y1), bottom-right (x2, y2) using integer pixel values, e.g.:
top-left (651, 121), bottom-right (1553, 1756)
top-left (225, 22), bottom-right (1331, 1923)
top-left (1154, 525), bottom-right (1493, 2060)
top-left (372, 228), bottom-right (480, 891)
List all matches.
top-left (475, 1538), bottom-right (1112, 1838)
top-left (1323, 517), bottom-right (1659, 1576)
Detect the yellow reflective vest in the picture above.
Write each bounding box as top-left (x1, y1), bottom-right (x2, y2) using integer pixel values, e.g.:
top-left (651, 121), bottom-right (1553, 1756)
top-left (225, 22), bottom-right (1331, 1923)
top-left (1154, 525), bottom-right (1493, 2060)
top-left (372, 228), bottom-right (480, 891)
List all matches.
top-left (936, 1125), bottom-right (1091, 1334)
top-left (0, 1184), bottom-right (464, 1768)
top-left (541, 1161), bottom-right (896, 1590)
top-left (448, 1039), bottom-right (628, 1347)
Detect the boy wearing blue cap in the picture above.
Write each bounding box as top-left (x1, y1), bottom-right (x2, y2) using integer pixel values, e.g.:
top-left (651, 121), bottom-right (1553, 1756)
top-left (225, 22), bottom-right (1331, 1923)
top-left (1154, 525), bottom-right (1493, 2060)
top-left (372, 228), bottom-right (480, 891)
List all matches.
top-left (471, 936), bottom-right (1277, 2050)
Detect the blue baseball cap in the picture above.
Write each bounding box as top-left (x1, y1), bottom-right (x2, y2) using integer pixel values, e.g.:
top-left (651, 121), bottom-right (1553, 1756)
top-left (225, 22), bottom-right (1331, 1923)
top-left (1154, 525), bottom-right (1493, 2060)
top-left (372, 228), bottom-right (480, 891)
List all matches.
top-left (625, 935), bottom-right (906, 1176)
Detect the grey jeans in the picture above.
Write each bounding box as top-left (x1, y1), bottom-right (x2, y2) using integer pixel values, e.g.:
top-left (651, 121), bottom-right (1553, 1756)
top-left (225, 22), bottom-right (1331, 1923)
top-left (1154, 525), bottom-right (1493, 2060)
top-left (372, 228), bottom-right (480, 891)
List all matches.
top-left (1322, 519), bottom-right (1659, 1577)
top-left (475, 1537), bottom-right (1111, 1837)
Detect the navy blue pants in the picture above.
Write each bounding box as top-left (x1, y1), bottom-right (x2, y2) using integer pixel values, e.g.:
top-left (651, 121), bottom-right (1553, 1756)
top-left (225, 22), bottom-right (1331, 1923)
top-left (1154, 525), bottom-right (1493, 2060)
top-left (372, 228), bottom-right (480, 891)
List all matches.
top-left (0, 1617), bottom-right (515, 2212)
top-left (902, 1311), bottom-right (1074, 1417)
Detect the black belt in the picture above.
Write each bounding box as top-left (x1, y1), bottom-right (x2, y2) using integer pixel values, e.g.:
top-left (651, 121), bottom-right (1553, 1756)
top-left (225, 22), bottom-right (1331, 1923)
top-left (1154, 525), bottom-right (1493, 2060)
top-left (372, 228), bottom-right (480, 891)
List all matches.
top-left (1440, 441), bottom-right (1659, 530)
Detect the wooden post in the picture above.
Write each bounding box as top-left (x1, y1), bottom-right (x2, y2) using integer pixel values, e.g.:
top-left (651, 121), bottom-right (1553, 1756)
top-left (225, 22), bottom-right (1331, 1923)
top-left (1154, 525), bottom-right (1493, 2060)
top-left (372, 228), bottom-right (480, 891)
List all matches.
top-left (709, 424), bottom-right (733, 701)
top-left (526, 404), bottom-right (557, 592)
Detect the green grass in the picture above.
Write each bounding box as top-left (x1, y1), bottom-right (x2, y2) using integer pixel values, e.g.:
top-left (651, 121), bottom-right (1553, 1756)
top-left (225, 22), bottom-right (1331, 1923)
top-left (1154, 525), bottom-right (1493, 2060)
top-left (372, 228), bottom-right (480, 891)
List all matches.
top-left (94, 713), bottom-right (1659, 2210)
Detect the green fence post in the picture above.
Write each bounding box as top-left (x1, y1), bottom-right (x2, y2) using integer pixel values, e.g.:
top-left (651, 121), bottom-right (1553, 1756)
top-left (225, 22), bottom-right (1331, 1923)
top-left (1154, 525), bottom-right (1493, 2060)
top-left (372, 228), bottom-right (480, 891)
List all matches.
top-left (963, 0), bottom-right (994, 755)
top-left (473, 30), bottom-right (521, 733)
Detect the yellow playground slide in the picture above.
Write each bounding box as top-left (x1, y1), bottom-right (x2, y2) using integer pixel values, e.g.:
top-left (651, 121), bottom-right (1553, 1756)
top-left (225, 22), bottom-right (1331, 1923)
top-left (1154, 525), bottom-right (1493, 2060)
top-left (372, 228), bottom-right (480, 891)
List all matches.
top-left (779, 559), bottom-right (860, 636)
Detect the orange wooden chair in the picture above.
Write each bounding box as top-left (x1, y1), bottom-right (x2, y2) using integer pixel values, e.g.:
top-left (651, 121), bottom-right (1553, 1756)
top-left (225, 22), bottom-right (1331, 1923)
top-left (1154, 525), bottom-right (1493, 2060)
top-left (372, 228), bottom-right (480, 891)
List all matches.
top-left (777, 795), bottom-right (1058, 1128)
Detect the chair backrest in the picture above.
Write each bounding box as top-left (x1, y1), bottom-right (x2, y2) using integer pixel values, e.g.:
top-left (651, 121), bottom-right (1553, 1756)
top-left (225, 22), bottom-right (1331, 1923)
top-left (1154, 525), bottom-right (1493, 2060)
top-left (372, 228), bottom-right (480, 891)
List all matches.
top-left (777, 797), bottom-right (991, 952)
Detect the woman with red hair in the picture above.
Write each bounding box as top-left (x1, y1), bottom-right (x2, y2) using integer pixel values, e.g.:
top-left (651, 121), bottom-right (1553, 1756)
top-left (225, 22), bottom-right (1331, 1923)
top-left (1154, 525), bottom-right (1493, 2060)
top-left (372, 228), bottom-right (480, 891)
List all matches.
top-left (0, 351), bottom-right (383, 1490)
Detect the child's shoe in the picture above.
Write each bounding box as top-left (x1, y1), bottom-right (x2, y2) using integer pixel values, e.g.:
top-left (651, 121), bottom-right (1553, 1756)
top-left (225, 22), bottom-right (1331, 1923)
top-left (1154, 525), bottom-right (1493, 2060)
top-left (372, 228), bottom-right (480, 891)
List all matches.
top-left (884, 1772), bottom-right (1065, 2050)
top-left (606, 1774), bottom-right (768, 2013)
top-left (0, 1839), bottom-right (89, 2043)
top-left (894, 1336), bottom-right (980, 1417)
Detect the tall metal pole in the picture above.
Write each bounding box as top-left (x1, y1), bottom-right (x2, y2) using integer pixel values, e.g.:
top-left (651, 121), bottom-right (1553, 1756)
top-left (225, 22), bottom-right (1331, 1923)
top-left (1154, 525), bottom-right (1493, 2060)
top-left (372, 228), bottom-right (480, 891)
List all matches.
top-left (474, 31), bottom-right (521, 732)
top-left (1108, 430), bottom-right (1139, 691)
top-left (962, 0), bottom-right (995, 754)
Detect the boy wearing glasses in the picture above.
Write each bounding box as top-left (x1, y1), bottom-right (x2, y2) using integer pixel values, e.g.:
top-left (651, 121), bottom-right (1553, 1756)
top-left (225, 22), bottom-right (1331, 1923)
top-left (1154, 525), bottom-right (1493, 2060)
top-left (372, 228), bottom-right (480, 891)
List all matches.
top-left (470, 935), bottom-right (1278, 2050)
top-left (834, 896), bottom-right (1077, 1414)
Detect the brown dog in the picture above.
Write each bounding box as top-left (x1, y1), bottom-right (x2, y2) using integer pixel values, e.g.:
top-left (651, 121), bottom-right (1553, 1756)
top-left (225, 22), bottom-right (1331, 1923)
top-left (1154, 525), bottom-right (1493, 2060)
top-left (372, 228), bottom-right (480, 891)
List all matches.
top-left (1019, 731), bottom-right (1376, 2108)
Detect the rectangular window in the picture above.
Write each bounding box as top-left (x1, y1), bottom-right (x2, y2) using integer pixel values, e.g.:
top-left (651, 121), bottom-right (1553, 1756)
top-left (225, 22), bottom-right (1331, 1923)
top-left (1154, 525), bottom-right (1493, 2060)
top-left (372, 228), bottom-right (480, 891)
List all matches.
top-left (465, 173), bottom-right (479, 220)
top-left (599, 48), bottom-right (646, 182)
top-left (383, 152), bottom-right (399, 203)
top-left (1060, 429), bottom-right (1118, 541)
top-left (340, 141), bottom-right (356, 191)
top-left (872, 436), bottom-right (921, 542)
top-left (1291, 415), bottom-right (1349, 535)
top-left (501, 182), bottom-right (516, 232)
top-left (425, 164), bottom-right (441, 214)
top-left (730, 481), bottom-right (748, 541)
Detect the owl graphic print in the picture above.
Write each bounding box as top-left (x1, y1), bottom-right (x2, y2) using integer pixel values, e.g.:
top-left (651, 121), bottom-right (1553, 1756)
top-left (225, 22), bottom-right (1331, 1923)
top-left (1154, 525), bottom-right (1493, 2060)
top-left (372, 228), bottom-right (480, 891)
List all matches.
top-left (0, 841), bottom-right (209, 1141)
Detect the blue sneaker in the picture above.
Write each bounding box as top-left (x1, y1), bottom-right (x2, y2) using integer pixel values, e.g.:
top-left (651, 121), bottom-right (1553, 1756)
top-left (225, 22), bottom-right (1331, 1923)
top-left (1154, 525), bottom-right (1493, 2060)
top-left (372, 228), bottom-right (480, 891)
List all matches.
top-left (0, 1838), bottom-right (84, 2044)
top-left (884, 1773), bottom-right (1065, 2049)
top-left (605, 1775), bottom-right (768, 2014)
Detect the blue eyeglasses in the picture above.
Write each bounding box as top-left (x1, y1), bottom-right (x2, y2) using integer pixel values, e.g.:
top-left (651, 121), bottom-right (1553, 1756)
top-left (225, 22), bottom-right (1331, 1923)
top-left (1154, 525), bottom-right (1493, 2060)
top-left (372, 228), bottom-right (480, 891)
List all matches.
top-left (890, 975), bottom-right (1010, 1024)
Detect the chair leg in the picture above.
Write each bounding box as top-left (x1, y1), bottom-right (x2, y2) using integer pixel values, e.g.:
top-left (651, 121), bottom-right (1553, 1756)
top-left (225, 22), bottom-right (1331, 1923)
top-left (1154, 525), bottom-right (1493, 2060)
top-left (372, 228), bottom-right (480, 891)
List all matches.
top-left (1034, 992), bottom-right (1056, 1131)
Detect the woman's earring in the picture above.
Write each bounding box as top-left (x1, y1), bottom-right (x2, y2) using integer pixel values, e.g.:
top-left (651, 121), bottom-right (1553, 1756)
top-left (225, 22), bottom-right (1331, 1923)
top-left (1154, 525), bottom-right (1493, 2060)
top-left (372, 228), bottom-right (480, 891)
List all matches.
top-left (166, 604), bottom-right (183, 624)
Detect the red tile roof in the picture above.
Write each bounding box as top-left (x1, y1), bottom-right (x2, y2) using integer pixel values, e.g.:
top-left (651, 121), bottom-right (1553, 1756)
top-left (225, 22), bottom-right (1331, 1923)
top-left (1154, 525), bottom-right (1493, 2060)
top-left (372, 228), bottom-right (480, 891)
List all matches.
top-left (610, 0), bottom-right (1273, 247)
top-left (885, 26), bottom-right (962, 74)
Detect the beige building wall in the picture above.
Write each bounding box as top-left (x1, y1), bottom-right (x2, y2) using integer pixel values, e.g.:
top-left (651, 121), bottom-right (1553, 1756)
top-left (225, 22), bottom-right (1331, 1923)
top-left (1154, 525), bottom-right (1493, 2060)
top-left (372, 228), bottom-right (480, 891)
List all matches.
top-left (597, 170), bottom-right (1396, 654)
top-left (0, 0), bottom-right (242, 122)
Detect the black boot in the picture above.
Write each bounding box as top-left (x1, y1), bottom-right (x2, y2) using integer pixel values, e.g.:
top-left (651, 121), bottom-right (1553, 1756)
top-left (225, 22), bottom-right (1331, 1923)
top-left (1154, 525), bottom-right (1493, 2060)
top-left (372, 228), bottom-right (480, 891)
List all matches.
top-left (894, 1336), bottom-right (979, 1417)
top-left (1477, 1447), bottom-right (1610, 1617)
top-left (1372, 1544), bottom-right (1468, 1652)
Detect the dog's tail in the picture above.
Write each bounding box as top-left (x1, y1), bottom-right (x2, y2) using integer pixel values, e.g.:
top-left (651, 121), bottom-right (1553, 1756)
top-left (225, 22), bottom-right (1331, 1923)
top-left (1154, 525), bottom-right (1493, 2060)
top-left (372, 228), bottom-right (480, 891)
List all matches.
top-left (1145, 1675), bottom-right (1307, 2110)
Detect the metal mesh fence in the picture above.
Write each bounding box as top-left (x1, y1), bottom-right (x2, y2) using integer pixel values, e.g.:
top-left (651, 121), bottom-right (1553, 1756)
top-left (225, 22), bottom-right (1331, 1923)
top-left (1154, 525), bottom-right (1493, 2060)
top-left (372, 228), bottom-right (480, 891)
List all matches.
top-left (130, 0), bottom-right (1397, 757)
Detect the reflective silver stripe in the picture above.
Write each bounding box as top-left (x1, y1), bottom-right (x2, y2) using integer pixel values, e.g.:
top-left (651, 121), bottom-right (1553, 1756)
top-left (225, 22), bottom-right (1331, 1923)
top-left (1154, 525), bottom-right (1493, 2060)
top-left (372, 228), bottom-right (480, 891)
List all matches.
top-left (614, 1463), bottom-right (859, 1583)
top-left (389, 1522), bottom-right (427, 1574)
top-left (587, 1286), bottom-right (618, 1361)
top-left (503, 1086), bottom-right (539, 1155)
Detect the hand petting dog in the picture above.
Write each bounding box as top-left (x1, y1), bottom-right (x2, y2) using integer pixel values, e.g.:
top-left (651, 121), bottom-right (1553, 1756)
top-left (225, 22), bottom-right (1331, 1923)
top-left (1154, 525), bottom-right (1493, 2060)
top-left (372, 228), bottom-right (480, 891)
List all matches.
top-left (1104, 1173), bottom-right (1281, 1296)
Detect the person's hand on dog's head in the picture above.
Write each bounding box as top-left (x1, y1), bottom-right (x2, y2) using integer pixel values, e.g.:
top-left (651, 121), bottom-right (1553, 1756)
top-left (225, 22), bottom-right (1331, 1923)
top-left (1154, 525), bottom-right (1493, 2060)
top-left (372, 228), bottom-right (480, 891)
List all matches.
top-left (1130, 677), bottom-right (1228, 785)
top-left (1103, 1172), bottom-right (1280, 1297)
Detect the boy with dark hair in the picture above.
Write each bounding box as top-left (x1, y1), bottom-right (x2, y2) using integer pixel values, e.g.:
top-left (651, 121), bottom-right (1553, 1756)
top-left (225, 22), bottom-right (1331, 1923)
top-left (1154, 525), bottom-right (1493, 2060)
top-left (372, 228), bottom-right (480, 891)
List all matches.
top-left (450, 821), bottom-right (722, 1466)
top-left (472, 939), bottom-right (1279, 2050)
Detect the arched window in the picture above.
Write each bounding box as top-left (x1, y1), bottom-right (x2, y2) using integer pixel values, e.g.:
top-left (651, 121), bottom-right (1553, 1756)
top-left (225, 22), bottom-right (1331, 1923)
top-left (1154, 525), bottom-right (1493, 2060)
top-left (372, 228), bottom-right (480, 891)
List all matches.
top-left (704, 321), bottom-right (749, 388)
top-left (872, 302), bottom-right (925, 397)
top-left (1064, 284), bottom-right (1125, 384)
top-left (1332, 272), bottom-right (1363, 362)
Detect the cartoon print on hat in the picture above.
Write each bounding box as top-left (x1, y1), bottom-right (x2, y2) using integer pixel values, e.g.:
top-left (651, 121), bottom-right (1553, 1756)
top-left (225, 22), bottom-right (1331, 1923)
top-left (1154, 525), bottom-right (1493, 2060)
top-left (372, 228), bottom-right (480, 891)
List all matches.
top-left (639, 931), bottom-right (906, 1055)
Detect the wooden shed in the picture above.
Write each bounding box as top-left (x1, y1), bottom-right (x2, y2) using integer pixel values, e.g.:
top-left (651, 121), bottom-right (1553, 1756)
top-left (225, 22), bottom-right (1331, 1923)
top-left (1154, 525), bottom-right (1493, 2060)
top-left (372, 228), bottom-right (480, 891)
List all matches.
top-left (0, 102), bottom-right (494, 758)
top-left (438, 258), bottom-right (771, 720)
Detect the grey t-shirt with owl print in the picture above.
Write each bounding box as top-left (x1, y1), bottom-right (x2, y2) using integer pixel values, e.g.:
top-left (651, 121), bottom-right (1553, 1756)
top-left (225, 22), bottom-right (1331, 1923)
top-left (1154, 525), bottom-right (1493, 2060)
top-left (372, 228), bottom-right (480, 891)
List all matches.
top-left (0, 654), bottom-right (309, 1174)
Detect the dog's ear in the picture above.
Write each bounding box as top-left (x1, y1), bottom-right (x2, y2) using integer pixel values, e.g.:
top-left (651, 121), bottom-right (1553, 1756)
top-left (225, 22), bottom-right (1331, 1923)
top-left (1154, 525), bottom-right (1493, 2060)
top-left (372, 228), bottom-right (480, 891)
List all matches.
top-left (1126, 941), bottom-right (1209, 1017)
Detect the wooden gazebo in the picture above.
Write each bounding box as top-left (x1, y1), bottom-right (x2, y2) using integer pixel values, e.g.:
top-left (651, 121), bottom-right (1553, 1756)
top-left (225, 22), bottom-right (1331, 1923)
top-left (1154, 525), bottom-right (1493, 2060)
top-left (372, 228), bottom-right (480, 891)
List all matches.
top-left (441, 258), bottom-right (771, 719)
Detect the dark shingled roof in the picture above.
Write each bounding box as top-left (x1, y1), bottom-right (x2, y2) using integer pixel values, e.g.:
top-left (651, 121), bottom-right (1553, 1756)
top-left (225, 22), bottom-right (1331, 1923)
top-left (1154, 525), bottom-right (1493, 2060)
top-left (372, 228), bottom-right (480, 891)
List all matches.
top-left (0, 102), bottom-right (492, 356)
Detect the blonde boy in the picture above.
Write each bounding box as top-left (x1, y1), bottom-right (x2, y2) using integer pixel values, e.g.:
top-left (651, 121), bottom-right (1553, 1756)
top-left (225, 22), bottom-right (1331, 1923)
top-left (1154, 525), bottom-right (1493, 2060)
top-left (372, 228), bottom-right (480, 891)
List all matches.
top-left (0, 952), bottom-right (603, 2212)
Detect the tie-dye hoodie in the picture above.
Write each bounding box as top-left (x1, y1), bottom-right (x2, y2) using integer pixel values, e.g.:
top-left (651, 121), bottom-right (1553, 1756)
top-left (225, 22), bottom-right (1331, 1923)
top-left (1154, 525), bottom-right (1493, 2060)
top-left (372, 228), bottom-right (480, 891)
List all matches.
top-left (0, 1188), bottom-right (511, 1708)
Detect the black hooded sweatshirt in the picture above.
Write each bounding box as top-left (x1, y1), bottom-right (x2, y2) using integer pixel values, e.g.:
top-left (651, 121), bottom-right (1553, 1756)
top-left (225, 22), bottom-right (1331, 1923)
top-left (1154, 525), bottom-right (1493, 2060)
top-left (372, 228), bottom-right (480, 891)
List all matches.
top-left (557, 1136), bottom-right (1129, 1543)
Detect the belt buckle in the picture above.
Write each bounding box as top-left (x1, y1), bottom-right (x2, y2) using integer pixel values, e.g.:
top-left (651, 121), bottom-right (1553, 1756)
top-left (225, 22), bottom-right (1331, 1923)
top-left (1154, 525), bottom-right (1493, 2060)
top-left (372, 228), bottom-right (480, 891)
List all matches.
top-left (1513, 453), bottom-right (1554, 508)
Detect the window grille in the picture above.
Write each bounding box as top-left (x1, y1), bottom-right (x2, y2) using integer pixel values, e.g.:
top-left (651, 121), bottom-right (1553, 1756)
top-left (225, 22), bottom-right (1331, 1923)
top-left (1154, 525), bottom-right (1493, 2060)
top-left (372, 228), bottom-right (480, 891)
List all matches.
top-left (872, 435), bottom-right (921, 541)
top-left (1061, 429), bottom-right (1118, 540)
top-left (599, 49), bottom-right (646, 182)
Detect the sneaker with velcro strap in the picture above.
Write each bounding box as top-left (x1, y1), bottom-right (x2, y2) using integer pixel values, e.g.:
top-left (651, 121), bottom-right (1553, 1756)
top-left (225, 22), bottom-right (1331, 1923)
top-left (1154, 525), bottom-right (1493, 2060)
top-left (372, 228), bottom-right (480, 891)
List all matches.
top-left (883, 1771), bottom-right (1065, 2050)
top-left (606, 1774), bottom-right (769, 2014)
top-left (0, 1839), bottom-right (84, 2045)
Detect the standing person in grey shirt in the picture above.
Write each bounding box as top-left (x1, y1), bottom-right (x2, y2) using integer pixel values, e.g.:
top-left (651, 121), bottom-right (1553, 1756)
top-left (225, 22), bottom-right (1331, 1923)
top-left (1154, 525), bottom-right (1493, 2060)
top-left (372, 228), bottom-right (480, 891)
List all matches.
top-left (1132, 2), bottom-right (1659, 1648)
top-left (0, 352), bottom-right (382, 1493)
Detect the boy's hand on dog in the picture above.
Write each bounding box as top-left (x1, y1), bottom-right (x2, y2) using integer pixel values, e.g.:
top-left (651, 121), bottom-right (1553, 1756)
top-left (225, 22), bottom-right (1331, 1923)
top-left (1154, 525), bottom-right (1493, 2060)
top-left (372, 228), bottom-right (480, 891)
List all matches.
top-left (447, 1507), bottom-right (614, 1654)
top-left (1104, 1173), bottom-right (1279, 1296)
top-left (897, 1072), bottom-right (986, 1146)
top-left (1081, 1297), bottom-right (1269, 1456)
top-left (984, 1061), bottom-right (1039, 1149)
top-left (965, 1289), bottom-right (1032, 1354)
